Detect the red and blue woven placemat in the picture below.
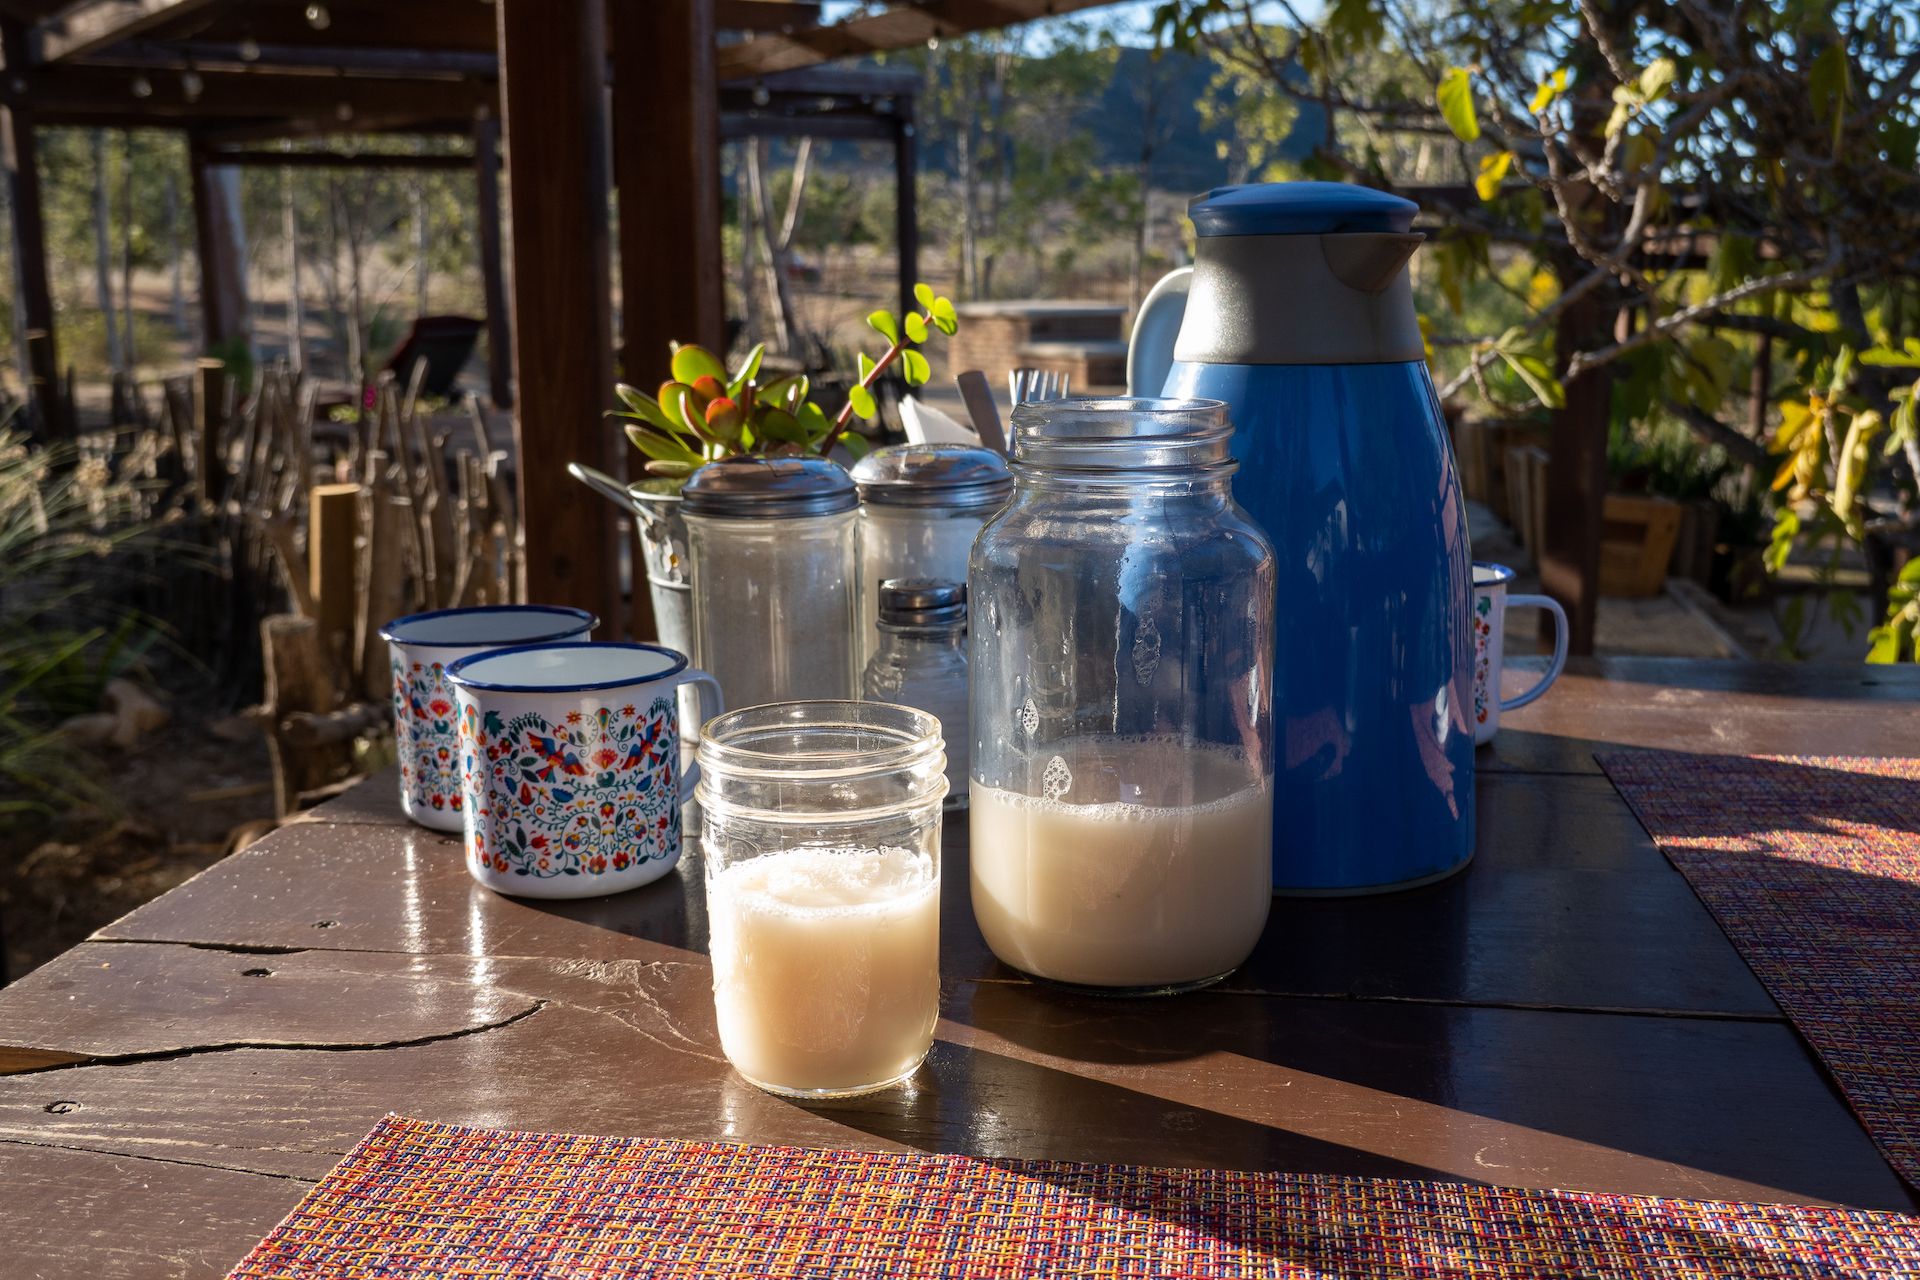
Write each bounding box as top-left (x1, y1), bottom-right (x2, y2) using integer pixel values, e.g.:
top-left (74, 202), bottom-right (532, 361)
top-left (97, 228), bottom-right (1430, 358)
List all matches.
top-left (228, 1115), bottom-right (1920, 1278)
top-left (1600, 750), bottom-right (1920, 1188)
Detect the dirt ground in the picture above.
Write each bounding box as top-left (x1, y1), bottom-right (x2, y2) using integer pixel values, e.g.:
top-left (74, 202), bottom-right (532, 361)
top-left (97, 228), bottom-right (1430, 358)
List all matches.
top-left (0, 703), bottom-right (278, 982)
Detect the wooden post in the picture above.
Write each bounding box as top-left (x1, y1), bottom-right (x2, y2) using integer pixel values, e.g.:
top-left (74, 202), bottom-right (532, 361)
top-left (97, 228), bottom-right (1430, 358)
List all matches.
top-left (609, 0), bottom-right (722, 642)
top-left (894, 95), bottom-right (919, 326)
top-left (1, 21), bottom-right (72, 442)
top-left (497, 0), bottom-right (623, 631)
top-left (473, 116), bottom-right (513, 410)
top-left (188, 137), bottom-right (250, 355)
top-left (310, 483), bottom-right (362, 675)
top-left (1539, 290), bottom-right (1614, 655)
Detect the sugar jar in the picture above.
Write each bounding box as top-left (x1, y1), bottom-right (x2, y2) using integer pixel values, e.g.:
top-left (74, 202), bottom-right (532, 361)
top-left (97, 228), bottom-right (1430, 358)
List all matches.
top-left (968, 397), bottom-right (1276, 993)
top-left (682, 456), bottom-right (858, 712)
top-left (850, 443), bottom-right (1010, 672)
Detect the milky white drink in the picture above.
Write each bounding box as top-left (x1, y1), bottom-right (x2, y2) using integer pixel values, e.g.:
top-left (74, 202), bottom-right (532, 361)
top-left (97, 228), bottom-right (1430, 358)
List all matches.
top-left (708, 846), bottom-right (939, 1095)
top-left (971, 738), bottom-right (1271, 989)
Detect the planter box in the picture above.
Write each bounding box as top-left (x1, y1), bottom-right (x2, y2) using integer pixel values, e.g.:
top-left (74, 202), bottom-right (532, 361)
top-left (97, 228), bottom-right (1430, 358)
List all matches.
top-left (1504, 443), bottom-right (1551, 567)
top-left (1600, 494), bottom-right (1684, 598)
top-left (1456, 418), bottom-right (1548, 522)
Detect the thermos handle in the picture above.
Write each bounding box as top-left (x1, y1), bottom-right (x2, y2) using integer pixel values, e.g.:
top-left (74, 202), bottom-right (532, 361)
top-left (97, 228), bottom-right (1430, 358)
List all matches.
top-left (672, 668), bottom-right (724, 803)
top-left (1126, 266), bottom-right (1193, 396)
top-left (1501, 595), bottom-right (1569, 713)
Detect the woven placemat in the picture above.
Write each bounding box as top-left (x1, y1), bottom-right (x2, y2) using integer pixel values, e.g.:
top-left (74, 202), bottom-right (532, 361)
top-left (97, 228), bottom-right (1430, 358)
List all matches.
top-left (227, 1115), bottom-right (1920, 1278)
top-left (1599, 750), bottom-right (1920, 1188)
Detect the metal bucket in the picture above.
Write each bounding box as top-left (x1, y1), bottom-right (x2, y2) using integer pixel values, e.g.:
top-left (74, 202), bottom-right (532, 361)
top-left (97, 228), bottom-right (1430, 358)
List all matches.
top-left (566, 462), bottom-right (691, 653)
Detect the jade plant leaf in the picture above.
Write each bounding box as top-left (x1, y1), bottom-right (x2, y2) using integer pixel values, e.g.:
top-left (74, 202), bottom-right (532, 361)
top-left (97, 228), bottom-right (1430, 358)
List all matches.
top-left (905, 313), bottom-right (928, 343)
top-left (867, 310), bottom-right (899, 344)
top-left (914, 282), bottom-right (936, 310)
top-left (669, 343), bottom-right (727, 385)
top-left (728, 343), bottom-right (765, 399)
top-left (848, 385), bottom-right (877, 420)
top-left (901, 349), bottom-right (931, 386)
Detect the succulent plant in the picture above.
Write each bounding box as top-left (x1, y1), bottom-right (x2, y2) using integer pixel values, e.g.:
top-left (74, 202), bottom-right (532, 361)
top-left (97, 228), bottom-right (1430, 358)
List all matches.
top-left (613, 282), bottom-right (959, 479)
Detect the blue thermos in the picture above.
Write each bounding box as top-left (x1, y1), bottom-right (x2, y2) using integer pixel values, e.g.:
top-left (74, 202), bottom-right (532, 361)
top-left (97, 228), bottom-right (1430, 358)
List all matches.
top-left (1134, 182), bottom-right (1474, 894)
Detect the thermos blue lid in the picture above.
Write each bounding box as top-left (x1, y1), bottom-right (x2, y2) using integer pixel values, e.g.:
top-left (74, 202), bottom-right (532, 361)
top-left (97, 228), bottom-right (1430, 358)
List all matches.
top-left (1188, 181), bottom-right (1418, 237)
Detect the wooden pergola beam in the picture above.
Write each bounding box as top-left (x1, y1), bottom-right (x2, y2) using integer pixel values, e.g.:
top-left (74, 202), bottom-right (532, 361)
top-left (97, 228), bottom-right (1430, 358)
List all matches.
top-left (12, 63), bottom-right (497, 120)
top-left (30, 0), bottom-right (218, 63)
top-left (202, 147), bottom-right (481, 170)
top-left (717, 0), bottom-right (1122, 79)
top-left (715, 1), bottom-right (821, 32)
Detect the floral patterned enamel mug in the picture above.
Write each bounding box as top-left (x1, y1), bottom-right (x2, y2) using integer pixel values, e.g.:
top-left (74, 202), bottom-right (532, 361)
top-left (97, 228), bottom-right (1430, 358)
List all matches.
top-left (445, 642), bottom-right (722, 898)
top-left (381, 605), bottom-right (597, 831)
top-left (1471, 562), bottom-right (1568, 745)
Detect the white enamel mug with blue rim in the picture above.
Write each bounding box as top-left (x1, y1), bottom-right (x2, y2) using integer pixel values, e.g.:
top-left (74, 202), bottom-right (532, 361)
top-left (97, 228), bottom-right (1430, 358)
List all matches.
top-left (446, 642), bottom-right (723, 899)
top-left (1471, 562), bottom-right (1568, 746)
top-left (380, 605), bottom-right (597, 831)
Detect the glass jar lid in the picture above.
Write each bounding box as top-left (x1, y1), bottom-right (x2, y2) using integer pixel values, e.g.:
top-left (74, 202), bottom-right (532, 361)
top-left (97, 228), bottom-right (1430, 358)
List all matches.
top-left (877, 578), bottom-right (966, 627)
top-left (851, 442), bottom-right (1013, 510)
top-left (681, 455), bottom-right (857, 519)
top-left (1011, 397), bottom-right (1234, 472)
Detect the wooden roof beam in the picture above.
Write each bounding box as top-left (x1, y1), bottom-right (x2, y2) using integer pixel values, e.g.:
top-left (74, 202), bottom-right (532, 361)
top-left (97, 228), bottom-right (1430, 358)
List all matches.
top-left (31, 0), bottom-right (219, 64)
top-left (717, 0), bottom-right (1123, 80)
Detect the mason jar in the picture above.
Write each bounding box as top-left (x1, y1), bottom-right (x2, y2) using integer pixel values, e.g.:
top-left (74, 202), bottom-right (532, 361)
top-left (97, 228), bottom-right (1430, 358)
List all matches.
top-left (697, 701), bottom-right (947, 1098)
top-left (850, 443), bottom-right (1010, 673)
top-left (969, 397), bottom-right (1276, 993)
top-left (682, 457), bottom-right (858, 712)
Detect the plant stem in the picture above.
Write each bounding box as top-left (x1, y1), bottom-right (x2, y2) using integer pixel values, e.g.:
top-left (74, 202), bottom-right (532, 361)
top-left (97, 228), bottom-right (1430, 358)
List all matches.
top-left (813, 306), bottom-right (937, 457)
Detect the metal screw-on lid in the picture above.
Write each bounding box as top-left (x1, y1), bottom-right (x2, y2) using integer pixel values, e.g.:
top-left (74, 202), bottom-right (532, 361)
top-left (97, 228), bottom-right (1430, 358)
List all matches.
top-left (850, 442), bottom-right (1012, 510)
top-left (680, 455), bottom-right (857, 519)
top-left (877, 578), bottom-right (967, 627)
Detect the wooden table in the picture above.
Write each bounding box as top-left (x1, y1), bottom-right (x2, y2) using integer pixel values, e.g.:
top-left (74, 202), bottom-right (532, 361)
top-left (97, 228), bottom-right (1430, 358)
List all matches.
top-left (3, 657), bottom-right (1917, 1277)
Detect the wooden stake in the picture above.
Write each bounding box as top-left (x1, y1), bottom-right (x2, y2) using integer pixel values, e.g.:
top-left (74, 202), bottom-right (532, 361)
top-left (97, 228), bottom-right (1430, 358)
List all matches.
top-left (309, 482), bottom-right (361, 676)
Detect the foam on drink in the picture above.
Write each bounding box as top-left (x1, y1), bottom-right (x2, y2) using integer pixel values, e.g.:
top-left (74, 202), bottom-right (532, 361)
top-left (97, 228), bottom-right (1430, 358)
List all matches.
top-left (708, 845), bottom-right (939, 1096)
top-left (970, 737), bottom-right (1270, 989)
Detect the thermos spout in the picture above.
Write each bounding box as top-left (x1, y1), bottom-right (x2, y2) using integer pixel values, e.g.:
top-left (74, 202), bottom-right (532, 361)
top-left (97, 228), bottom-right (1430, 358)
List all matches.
top-left (1322, 232), bottom-right (1425, 295)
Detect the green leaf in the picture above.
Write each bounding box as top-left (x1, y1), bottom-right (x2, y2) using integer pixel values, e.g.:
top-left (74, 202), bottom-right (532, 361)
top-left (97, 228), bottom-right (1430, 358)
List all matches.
top-left (1436, 67), bottom-right (1480, 143)
top-left (932, 312), bottom-right (959, 337)
top-left (1498, 350), bottom-right (1565, 409)
top-left (932, 297), bottom-right (958, 327)
top-left (1604, 101), bottom-right (1633, 139)
top-left (1899, 557), bottom-right (1920, 587)
top-left (613, 384), bottom-right (677, 434)
top-left (1474, 150), bottom-right (1513, 202)
top-left (1810, 44), bottom-right (1850, 131)
top-left (848, 385), bottom-right (877, 420)
top-left (756, 409), bottom-right (807, 443)
top-left (1638, 57), bottom-right (1677, 102)
top-left (901, 349), bottom-right (932, 386)
top-left (625, 423), bottom-right (701, 465)
top-left (905, 313), bottom-right (929, 344)
top-left (858, 351), bottom-right (877, 382)
top-left (644, 459), bottom-right (698, 479)
top-left (727, 343), bottom-right (765, 399)
top-left (913, 282), bottom-right (936, 310)
top-left (669, 343), bottom-right (726, 385)
top-left (841, 434), bottom-right (871, 461)
top-left (796, 401), bottom-right (833, 440)
top-left (867, 310), bottom-right (899, 344)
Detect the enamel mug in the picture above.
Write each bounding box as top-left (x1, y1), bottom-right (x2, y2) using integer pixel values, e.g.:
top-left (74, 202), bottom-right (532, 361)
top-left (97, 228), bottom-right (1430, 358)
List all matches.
top-left (381, 605), bottom-right (597, 831)
top-left (1471, 562), bottom-right (1568, 745)
top-left (445, 642), bottom-right (723, 898)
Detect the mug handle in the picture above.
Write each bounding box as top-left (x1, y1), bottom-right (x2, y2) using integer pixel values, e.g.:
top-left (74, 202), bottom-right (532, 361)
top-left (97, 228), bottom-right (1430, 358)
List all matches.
top-left (1500, 595), bottom-right (1569, 712)
top-left (670, 668), bottom-right (724, 803)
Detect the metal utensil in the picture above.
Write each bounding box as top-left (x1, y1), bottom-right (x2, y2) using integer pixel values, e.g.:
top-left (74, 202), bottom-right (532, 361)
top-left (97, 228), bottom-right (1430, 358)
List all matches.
top-left (1009, 368), bottom-right (1069, 405)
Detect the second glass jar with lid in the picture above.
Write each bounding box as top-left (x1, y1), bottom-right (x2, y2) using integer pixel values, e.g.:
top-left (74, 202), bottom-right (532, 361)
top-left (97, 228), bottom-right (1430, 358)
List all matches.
top-left (968, 397), bottom-right (1276, 993)
top-left (682, 456), bottom-right (858, 711)
top-left (862, 578), bottom-right (970, 809)
top-left (850, 442), bottom-right (1011, 673)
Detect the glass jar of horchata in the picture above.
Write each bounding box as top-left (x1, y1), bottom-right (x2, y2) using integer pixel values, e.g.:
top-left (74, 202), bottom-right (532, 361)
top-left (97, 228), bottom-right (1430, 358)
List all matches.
top-left (681, 456), bottom-right (859, 712)
top-left (849, 442), bottom-right (1011, 674)
top-left (968, 397), bottom-right (1277, 994)
top-left (697, 701), bottom-right (947, 1098)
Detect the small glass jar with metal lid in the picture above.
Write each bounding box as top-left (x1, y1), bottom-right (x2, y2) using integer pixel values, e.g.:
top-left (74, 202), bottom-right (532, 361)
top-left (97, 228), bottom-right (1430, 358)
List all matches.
top-left (862, 578), bottom-right (970, 809)
top-left (850, 443), bottom-right (1011, 672)
top-left (682, 456), bottom-right (859, 711)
